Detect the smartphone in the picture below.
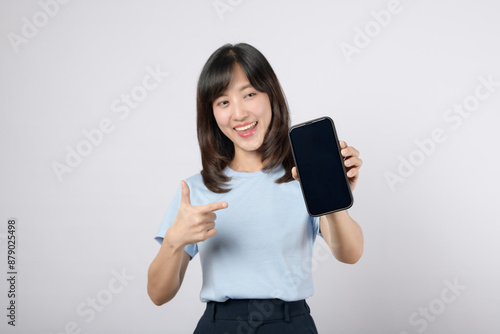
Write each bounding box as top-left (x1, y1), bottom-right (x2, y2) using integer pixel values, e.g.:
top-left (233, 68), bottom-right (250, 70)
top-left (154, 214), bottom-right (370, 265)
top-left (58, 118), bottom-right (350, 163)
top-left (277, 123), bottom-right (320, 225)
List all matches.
top-left (289, 116), bottom-right (353, 216)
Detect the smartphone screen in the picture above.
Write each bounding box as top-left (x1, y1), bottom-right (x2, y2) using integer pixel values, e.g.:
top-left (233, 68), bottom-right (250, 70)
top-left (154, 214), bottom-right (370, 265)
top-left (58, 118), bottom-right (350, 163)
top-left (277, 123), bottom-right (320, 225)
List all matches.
top-left (289, 117), bottom-right (353, 216)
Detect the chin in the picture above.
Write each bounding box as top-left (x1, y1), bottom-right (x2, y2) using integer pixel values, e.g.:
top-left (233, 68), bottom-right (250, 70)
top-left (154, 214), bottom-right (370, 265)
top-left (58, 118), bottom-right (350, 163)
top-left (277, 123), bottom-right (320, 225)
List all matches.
top-left (242, 139), bottom-right (265, 152)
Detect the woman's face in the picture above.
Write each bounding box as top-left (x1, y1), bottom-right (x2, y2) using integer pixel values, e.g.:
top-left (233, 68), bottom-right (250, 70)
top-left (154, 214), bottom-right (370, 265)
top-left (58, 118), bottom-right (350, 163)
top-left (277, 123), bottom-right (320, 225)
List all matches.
top-left (212, 64), bottom-right (272, 159)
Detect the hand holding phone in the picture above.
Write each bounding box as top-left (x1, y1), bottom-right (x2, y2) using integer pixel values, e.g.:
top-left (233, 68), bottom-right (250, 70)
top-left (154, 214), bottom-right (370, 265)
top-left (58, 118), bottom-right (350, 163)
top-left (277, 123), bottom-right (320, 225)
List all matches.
top-left (289, 117), bottom-right (353, 216)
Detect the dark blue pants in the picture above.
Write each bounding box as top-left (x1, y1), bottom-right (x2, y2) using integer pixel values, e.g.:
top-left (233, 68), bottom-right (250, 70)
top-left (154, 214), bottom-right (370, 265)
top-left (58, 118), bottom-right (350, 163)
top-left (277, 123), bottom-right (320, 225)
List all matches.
top-left (193, 299), bottom-right (319, 334)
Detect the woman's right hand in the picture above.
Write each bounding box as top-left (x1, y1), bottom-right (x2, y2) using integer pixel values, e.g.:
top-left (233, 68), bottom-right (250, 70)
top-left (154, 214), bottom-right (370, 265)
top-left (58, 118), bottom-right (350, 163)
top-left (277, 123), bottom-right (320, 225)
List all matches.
top-left (165, 180), bottom-right (228, 248)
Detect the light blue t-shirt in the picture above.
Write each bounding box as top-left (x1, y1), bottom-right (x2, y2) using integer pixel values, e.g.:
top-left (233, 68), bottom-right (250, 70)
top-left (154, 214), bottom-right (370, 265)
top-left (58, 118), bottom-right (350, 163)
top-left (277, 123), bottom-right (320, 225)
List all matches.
top-left (155, 165), bottom-right (321, 302)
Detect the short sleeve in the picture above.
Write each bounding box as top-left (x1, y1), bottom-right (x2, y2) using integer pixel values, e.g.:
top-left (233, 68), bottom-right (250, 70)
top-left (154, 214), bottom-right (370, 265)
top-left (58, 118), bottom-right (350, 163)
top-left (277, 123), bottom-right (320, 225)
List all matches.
top-left (154, 185), bottom-right (199, 260)
top-left (311, 215), bottom-right (323, 238)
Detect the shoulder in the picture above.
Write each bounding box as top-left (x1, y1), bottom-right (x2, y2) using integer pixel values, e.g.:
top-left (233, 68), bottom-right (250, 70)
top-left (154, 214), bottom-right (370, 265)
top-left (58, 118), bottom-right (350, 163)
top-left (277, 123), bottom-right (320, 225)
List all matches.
top-left (183, 172), bottom-right (224, 206)
top-left (184, 172), bottom-right (204, 186)
top-left (183, 173), bottom-right (206, 196)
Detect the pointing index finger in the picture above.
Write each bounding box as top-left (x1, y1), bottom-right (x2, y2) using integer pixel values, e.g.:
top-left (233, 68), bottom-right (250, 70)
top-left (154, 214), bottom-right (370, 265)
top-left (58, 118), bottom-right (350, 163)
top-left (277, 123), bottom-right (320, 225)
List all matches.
top-left (200, 201), bottom-right (228, 213)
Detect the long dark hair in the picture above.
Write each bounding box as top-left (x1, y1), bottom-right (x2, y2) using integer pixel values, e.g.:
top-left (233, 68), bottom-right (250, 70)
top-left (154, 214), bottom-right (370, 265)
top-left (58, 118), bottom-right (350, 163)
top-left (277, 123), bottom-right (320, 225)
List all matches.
top-left (197, 43), bottom-right (294, 193)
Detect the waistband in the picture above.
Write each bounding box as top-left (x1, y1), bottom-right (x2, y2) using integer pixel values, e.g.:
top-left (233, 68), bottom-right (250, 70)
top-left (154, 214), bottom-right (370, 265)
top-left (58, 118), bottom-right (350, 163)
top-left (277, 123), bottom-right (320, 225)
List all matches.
top-left (203, 299), bottom-right (310, 323)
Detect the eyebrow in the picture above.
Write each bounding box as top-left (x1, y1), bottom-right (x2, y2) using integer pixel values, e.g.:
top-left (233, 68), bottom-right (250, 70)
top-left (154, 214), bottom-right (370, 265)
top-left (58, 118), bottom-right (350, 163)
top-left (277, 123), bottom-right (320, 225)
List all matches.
top-left (216, 83), bottom-right (254, 99)
top-left (239, 84), bottom-right (253, 91)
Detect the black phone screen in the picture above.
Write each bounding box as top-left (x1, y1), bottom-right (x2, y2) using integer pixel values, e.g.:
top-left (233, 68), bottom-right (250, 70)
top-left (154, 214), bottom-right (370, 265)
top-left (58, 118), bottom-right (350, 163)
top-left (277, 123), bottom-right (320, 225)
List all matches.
top-left (289, 117), bottom-right (353, 216)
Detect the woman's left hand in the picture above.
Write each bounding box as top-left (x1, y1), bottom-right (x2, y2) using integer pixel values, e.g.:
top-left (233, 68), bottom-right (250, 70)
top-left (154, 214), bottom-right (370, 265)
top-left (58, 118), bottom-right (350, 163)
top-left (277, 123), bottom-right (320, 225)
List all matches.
top-left (291, 140), bottom-right (362, 191)
top-left (340, 141), bottom-right (362, 191)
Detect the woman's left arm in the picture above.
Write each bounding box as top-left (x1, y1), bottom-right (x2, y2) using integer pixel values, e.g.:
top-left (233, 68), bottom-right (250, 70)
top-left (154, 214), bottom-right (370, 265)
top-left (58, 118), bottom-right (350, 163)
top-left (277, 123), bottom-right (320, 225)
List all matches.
top-left (292, 141), bottom-right (364, 264)
top-left (319, 210), bottom-right (363, 264)
top-left (321, 141), bottom-right (363, 264)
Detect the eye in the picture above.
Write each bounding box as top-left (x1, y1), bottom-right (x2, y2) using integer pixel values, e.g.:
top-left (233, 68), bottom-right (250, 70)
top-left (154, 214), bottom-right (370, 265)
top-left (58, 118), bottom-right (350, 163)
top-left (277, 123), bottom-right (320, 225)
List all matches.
top-left (216, 100), bottom-right (229, 107)
top-left (246, 92), bottom-right (256, 98)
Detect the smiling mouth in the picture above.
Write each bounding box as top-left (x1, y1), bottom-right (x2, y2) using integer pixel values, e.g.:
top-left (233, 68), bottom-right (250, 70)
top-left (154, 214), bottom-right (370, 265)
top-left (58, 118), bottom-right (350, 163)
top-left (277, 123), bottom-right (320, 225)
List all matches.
top-left (234, 121), bottom-right (258, 132)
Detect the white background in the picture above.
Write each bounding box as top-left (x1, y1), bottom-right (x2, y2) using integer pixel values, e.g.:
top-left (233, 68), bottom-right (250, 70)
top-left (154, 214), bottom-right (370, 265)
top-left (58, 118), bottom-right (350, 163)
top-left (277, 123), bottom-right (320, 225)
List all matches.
top-left (1, 0), bottom-right (499, 333)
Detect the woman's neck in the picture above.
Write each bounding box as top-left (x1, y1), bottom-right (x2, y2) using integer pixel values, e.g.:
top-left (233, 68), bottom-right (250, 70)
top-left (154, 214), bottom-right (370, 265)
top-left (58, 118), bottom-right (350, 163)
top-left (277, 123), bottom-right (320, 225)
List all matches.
top-left (229, 151), bottom-right (265, 173)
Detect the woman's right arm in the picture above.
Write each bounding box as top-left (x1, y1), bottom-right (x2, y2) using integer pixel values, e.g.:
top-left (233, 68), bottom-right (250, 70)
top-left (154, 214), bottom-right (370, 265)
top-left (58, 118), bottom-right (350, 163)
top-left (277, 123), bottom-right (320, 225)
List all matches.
top-left (147, 230), bottom-right (191, 306)
top-left (147, 180), bottom-right (228, 306)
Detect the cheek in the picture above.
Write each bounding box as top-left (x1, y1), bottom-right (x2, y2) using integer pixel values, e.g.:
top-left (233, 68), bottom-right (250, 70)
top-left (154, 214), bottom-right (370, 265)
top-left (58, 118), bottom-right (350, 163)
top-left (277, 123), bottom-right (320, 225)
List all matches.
top-left (213, 110), bottom-right (230, 131)
top-left (259, 100), bottom-right (273, 125)
top-left (257, 95), bottom-right (272, 118)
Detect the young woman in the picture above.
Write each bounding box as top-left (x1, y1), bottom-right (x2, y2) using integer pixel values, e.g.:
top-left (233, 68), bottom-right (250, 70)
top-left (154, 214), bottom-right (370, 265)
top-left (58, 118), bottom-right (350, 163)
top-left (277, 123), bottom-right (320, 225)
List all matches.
top-left (148, 43), bottom-right (364, 333)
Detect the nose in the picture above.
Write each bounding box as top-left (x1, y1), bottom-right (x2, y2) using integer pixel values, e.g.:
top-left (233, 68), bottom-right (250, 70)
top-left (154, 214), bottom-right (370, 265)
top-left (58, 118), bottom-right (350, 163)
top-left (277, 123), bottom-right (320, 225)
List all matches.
top-left (231, 99), bottom-right (248, 121)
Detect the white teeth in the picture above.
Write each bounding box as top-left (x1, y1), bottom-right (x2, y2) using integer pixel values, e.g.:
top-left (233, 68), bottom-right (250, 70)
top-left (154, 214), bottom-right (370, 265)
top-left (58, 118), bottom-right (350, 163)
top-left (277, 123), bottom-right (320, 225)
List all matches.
top-left (235, 122), bottom-right (257, 131)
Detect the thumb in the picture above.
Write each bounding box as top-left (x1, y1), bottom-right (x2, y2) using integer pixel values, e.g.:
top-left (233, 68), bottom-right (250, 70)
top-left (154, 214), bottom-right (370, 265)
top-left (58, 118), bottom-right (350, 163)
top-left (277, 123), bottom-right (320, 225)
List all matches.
top-left (180, 180), bottom-right (191, 206)
top-left (291, 167), bottom-right (299, 181)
